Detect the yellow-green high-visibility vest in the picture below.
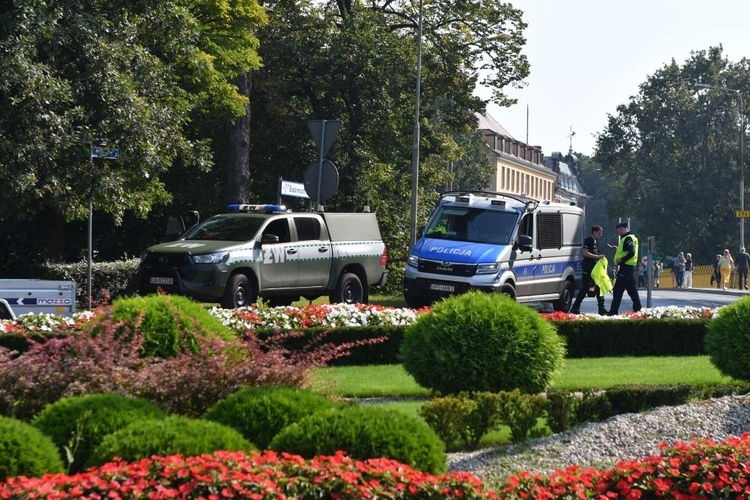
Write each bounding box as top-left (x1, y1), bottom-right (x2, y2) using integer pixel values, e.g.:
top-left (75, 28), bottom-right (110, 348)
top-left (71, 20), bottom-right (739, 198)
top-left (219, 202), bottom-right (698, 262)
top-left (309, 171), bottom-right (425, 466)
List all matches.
top-left (614, 234), bottom-right (639, 266)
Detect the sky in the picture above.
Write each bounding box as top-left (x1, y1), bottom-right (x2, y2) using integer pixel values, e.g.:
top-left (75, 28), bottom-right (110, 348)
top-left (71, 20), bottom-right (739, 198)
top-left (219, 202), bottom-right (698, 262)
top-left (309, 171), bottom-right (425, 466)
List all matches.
top-left (477, 0), bottom-right (750, 157)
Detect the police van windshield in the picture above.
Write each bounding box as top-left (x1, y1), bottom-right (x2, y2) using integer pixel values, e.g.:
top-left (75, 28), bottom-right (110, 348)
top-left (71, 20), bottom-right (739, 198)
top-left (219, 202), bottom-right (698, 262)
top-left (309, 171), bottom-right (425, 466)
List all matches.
top-left (183, 215), bottom-right (264, 242)
top-left (424, 207), bottom-right (518, 245)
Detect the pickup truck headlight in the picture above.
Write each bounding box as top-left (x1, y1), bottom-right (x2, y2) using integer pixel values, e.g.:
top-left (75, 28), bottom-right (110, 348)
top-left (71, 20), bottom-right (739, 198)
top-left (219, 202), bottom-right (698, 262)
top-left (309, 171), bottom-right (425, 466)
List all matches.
top-left (407, 255), bottom-right (419, 268)
top-left (475, 263), bottom-right (499, 275)
top-left (192, 252), bottom-right (228, 264)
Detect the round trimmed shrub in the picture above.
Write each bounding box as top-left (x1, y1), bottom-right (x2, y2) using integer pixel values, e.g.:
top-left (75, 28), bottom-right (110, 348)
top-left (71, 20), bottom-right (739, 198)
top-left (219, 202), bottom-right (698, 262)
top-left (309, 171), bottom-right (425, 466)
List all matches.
top-left (269, 405), bottom-right (446, 474)
top-left (32, 393), bottom-right (166, 473)
top-left (203, 386), bottom-right (341, 449)
top-left (89, 416), bottom-right (255, 467)
top-left (400, 291), bottom-right (565, 394)
top-left (111, 294), bottom-right (236, 357)
top-left (0, 416), bottom-right (64, 479)
top-left (705, 296), bottom-right (750, 380)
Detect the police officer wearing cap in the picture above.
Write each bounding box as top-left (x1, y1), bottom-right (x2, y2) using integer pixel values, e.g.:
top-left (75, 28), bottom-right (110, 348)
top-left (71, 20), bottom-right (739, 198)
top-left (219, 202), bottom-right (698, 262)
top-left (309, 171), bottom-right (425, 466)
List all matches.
top-left (608, 222), bottom-right (642, 315)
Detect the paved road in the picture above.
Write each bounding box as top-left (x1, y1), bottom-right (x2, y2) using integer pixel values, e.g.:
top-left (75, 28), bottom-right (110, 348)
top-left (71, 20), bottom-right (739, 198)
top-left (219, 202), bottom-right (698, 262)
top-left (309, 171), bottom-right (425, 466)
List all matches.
top-left (562, 287), bottom-right (748, 315)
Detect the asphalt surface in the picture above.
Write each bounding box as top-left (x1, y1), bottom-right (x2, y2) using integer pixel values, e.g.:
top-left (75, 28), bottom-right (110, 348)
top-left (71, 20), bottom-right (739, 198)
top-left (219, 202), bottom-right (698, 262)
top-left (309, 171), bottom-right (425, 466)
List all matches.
top-left (571, 286), bottom-right (747, 315)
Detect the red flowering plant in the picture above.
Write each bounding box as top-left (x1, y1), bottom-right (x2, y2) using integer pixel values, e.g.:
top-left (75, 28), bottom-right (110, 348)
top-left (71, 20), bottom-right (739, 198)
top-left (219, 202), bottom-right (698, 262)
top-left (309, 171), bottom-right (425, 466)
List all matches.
top-left (0, 450), bottom-right (499, 499)
top-left (500, 433), bottom-right (750, 499)
top-left (541, 306), bottom-right (716, 322)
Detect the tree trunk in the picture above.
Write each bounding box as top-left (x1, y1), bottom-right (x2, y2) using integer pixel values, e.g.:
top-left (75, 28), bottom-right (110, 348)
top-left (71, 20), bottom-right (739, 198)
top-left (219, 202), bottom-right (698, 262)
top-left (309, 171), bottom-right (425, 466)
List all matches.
top-left (226, 71), bottom-right (252, 205)
top-left (39, 203), bottom-right (65, 261)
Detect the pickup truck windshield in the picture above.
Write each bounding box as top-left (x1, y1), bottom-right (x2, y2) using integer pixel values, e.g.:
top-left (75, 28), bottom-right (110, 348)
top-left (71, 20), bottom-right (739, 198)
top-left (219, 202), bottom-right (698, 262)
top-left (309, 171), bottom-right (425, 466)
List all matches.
top-left (183, 215), bottom-right (264, 242)
top-left (424, 207), bottom-right (518, 245)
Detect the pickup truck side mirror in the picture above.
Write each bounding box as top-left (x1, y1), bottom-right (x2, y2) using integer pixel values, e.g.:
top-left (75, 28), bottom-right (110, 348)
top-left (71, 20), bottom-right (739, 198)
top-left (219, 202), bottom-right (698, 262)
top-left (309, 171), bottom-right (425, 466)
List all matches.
top-left (261, 233), bottom-right (280, 244)
top-left (515, 234), bottom-right (533, 253)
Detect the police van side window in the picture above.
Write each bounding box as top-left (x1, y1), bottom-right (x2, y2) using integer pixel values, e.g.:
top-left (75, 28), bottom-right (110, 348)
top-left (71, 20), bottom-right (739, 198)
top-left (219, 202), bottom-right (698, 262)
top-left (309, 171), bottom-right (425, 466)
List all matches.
top-left (294, 217), bottom-right (321, 241)
top-left (263, 219), bottom-right (291, 243)
top-left (537, 213), bottom-right (562, 249)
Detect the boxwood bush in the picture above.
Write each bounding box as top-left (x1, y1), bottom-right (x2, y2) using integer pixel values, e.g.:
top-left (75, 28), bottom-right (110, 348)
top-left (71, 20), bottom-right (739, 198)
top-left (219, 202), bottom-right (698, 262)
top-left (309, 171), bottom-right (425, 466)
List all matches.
top-left (269, 405), bottom-right (446, 474)
top-left (110, 294), bottom-right (236, 357)
top-left (203, 386), bottom-right (342, 449)
top-left (89, 416), bottom-right (255, 467)
top-left (32, 393), bottom-right (166, 473)
top-left (0, 416), bottom-right (64, 480)
top-left (705, 296), bottom-right (750, 380)
top-left (401, 291), bottom-right (565, 394)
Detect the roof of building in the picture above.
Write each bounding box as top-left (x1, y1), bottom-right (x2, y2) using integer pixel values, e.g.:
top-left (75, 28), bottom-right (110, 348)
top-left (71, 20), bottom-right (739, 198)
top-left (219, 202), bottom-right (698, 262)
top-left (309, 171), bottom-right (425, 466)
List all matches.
top-left (475, 112), bottom-right (515, 139)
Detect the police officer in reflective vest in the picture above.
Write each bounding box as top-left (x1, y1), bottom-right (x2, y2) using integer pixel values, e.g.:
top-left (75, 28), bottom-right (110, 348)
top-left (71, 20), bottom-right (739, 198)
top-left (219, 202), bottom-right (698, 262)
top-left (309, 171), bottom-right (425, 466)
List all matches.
top-left (608, 222), bottom-right (642, 315)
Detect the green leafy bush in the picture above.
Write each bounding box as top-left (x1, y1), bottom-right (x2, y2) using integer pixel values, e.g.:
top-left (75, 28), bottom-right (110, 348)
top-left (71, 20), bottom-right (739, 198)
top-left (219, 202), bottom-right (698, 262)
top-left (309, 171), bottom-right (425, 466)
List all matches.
top-left (269, 405), bottom-right (446, 474)
top-left (110, 294), bottom-right (236, 357)
top-left (544, 389), bottom-right (582, 433)
top-left (32, 393), bottom-right (166, 473)
top-left (496, 389), bottom-right (547, 442)
top-left (89, 416), bottom-right (255, 467)
top-left (705, 296), bottom-right (750, 380)
top-left (401, 291), bottom-right (565, 394)
top-left (418, 395), bottom-right (476, 448)
top-left (203, 386), bottom-right (341, 449)
top-left (0, 416), bottom-right (64, 480)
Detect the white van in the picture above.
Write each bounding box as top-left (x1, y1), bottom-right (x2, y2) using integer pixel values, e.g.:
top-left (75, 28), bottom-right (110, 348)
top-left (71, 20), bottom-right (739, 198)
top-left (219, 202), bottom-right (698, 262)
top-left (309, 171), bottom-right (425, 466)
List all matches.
top-left (403, 191), bottom-right (583, 310)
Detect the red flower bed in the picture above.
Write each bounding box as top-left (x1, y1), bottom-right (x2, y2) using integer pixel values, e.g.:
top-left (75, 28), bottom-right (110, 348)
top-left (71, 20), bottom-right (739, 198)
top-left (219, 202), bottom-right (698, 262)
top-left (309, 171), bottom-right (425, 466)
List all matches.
top-left (0, 450), bottom-right (498, 499)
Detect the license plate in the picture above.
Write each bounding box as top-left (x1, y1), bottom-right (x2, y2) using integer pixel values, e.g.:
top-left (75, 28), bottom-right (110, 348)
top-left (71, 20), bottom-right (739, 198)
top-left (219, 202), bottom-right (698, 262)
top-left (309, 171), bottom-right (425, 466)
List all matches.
top-left (150, 277), bottom-right (174, 285)
top-left (429, 283), bottom-right (454, 293)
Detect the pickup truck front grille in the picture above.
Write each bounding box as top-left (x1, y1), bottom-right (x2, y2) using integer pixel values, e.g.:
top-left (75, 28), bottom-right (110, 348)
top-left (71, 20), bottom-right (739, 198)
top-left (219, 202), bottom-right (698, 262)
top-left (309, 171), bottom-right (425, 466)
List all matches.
top-left (418, 259), bottom-right (476, 277)
top-left (142, 252), bottom-right (193, 276)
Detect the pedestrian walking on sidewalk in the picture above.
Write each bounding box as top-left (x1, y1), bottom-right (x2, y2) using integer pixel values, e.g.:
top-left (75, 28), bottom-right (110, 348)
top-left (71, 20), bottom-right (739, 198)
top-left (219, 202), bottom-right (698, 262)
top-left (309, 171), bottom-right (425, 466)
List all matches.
top-left (736, 247), bottom-right (749, 290)
top-left (684, 253), bottom-right (694, 288)
top-left (608, 222), bottom-right (642, 315)
top-left (718, 249), bottom-right (734, 291)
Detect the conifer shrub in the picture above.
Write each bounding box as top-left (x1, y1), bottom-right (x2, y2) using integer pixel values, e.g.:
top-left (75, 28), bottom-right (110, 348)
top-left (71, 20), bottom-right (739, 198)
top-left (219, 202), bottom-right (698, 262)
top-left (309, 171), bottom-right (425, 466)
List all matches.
top-left (401, 291), bottom-right (565, 394)
top-left (31, 393), bottom-right (166, 473)
top-left (705, 296), bottom-right (750, 380)
top-left (88, 416), bottom-right (255, 467)
top-left (203, 386), bottom-right (341, 449)
top-left (269, 405), bottom-right (447, 474)
top-left (0, 416), bottom-right (64, 480)
top-left (110, 294), bottom-right (236, 357)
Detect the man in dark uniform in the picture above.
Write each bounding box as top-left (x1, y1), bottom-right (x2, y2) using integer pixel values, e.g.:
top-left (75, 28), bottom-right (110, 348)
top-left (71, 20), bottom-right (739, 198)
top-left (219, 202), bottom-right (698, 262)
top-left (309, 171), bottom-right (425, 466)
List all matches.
top-left (608, 222), bottom-right (642, 315)
top-left (569, 225), bottom-right (607, 315)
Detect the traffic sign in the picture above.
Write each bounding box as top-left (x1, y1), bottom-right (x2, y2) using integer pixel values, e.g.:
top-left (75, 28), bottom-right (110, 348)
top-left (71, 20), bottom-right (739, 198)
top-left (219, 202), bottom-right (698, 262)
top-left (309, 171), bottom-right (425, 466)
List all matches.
top-left (91, 147), bottom-right (119, 160)
top-left (307, 120), bottom-right (342, 157)
top-left (736, 210), bottom-right (750, 218)
top-left (304, 160), bottom-right (339, 202)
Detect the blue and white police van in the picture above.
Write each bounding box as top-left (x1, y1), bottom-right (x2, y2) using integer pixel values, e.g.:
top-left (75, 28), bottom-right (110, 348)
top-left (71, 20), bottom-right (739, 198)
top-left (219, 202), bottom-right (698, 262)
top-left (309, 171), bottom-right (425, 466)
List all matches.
top-left (403, 191), bottom-right (583, 310)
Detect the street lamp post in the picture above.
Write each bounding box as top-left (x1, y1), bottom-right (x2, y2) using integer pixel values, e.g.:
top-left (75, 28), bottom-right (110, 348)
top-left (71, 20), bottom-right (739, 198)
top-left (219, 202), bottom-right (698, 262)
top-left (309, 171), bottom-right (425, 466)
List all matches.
top-left (409, 0), bottom-right (424, 250)
top-left (697, 84), bottom-right (745, 248)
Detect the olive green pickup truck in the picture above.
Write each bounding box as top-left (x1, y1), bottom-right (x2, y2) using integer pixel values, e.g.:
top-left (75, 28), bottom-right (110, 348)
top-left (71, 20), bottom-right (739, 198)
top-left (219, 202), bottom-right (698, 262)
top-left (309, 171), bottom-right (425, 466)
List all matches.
top-left (139, 204), bottom-right (388, 308)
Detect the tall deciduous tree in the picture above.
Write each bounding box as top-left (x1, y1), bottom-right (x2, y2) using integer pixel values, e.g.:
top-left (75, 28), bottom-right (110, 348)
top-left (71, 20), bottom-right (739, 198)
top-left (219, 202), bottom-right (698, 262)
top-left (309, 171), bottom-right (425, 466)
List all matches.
top-left (594, 46), bottom-right (750, 264)
top-left (0, 0), bottom-right (265, 259)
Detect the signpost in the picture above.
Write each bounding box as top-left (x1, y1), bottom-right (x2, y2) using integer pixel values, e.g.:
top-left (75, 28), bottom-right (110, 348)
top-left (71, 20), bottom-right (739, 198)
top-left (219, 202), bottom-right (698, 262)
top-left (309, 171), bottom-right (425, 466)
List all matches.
top-left (306, 120), bottom-right (342, 210)
top-left (736, 210), bottom-right (750, 218)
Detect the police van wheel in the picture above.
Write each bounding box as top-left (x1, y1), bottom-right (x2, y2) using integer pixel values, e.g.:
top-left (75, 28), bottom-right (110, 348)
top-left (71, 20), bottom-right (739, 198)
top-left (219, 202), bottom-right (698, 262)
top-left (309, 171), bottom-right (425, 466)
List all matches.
top-left (404, 292), bottom-right (430, 309)
top-left (331, 273), bottom-right (364, 304)
top-left (221, 273), bottom-right (256, 309)
top-left (500, 283), bottom-right (516, 300)
top-left (553, 280), bottom-right (574, 312)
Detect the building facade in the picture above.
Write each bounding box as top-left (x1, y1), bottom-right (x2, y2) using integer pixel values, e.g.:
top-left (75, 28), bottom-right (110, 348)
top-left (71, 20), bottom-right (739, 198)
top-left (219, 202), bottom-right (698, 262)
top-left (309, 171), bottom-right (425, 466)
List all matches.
top-left (476, 112), bottom-right (586, 206)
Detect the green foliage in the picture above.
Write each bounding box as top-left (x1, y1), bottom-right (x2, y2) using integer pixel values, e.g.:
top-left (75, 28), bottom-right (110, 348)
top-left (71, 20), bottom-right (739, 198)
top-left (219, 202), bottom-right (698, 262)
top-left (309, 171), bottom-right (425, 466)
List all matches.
top-left (401, 291), bottom-right (565, 394)
top-left (31, 393), bottom-right (166, 473)
top-left (111, 294), bottom-right (236, 357)
top-left (0, 416), bottom-right (64, 480)
top-left (544, 389), bottom-right (583, 434)
top-left (706, 297), bottom-right (750, 381)
top-left (419, 392), bottom-right (504, 449)
top-left (496, 389), bottom-right (547, 443)
top-left (269, 405), bottom-right (446, 474)
top-left (89, 416), bottom-right (255, 468)
top-left (40, 258), bottom-right (141, 309)
top-left (203, 386), bottom-right (341, 449)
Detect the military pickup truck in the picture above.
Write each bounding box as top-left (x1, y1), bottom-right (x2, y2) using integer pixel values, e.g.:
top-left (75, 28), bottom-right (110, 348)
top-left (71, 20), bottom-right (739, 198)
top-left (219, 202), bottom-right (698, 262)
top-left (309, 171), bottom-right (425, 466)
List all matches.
top-left (139, 204), bottom-right (388, 308)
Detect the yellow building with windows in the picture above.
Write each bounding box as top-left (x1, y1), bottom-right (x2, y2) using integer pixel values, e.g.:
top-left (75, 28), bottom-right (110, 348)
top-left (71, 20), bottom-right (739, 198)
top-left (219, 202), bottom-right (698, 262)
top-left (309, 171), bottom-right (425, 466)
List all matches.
top-left (476, 112), bottom-right (587, 206)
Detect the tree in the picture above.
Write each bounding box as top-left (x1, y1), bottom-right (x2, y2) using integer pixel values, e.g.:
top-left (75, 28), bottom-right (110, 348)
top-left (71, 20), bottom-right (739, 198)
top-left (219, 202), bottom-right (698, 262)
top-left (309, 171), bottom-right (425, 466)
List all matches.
top-left (0, 0), bottom-right (265, 260)
top-left (594, 46), bottom-right (750, 264)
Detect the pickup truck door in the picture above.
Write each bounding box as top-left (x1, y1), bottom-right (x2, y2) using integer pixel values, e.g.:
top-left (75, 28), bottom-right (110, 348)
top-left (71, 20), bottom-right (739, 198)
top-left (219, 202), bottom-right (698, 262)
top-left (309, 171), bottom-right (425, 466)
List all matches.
top-left (259, 218), bottom-right (298, 288)
top-left (293, 216), bottom-right (332, 287)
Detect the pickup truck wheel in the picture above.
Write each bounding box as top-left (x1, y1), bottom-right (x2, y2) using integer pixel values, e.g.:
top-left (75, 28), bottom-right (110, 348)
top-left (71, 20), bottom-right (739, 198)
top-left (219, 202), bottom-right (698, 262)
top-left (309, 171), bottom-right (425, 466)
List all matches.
top-left (330, 273), bottom-right (364, 304)
top-left (552, 279), bottom-right (574, 312)
top-left (221, 273), bottom-right (256, 309)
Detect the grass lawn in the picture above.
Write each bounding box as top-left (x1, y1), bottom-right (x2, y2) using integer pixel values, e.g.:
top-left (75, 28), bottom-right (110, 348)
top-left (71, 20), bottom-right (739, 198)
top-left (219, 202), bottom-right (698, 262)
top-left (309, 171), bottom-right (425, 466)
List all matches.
top-left (311, 356), bottom-right (738, 398)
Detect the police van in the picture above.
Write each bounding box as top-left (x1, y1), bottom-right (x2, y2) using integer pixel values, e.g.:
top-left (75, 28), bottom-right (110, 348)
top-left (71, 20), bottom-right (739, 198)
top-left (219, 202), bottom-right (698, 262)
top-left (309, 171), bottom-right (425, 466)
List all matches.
top-left (403, 191), bottom-right (583, 310)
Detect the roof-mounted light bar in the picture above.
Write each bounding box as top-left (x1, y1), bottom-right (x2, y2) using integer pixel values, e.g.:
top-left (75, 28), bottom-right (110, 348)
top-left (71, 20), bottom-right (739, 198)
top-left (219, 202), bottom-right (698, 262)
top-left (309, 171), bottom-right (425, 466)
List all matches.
top-left (227, 204), bottom-right (287, 213)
